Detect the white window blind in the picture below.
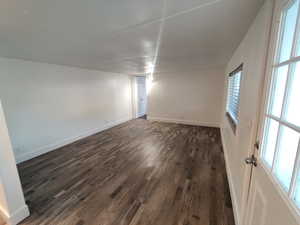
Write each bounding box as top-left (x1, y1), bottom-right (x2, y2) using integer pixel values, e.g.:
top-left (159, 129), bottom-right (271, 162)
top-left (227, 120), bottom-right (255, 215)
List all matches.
top-left (226, 65), bottom-right (242, 124)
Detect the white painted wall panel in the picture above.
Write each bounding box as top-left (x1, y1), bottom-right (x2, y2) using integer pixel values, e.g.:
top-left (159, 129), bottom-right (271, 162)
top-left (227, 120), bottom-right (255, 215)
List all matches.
top-left (0, 58), bottom-right (132, 163)
top-left (148, 68), bottom-right (225, 127)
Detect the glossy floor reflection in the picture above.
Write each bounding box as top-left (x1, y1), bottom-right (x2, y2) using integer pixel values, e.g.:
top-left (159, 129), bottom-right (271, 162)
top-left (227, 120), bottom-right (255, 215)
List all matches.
top-left (18, 119), bottom-right (235, 225)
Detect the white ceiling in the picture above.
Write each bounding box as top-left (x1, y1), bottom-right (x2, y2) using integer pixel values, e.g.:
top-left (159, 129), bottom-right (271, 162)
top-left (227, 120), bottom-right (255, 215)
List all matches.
top-left (0, 0), bottom-right (264, 75)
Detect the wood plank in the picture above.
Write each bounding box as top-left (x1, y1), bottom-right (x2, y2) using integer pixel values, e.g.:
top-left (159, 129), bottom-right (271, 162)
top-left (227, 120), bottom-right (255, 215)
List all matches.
top-left (17, 118), bottom-right (235, 225)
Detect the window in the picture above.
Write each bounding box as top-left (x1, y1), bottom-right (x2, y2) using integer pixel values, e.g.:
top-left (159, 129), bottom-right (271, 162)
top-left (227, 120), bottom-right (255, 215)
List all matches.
top-left (261, 0), bottom-right (300, 209)
top-left (226, 64), bottom-right (243, 132)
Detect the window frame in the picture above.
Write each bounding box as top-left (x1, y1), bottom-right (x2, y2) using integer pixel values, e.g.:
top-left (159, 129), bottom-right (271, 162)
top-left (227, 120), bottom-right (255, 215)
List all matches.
top-left (226, 64), bottom-right (243, 133)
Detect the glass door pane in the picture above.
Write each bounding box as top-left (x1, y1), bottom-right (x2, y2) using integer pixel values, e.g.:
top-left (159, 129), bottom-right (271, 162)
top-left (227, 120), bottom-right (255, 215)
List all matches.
top-left (262, 118), bottom-right (280, 167)
top-left (284, 62), bottom-right (300, 127)
top-left (268, 65), bottom-right (289, 117)
top-left (278, 0), bottom-right (299, 63)
top-left (274, 125), bottom-right (300, 190)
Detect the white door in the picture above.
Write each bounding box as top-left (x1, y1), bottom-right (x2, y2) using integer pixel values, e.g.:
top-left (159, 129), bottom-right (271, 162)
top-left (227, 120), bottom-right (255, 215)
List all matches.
top-left (136, 76), bottom-right (147, 117)
top-left (245, 0), bottom-right (300, 224)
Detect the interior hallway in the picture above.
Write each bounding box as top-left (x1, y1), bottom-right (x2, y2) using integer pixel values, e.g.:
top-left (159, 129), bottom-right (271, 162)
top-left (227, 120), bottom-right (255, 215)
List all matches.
top-left (17, 118), bottom-right (234, 225)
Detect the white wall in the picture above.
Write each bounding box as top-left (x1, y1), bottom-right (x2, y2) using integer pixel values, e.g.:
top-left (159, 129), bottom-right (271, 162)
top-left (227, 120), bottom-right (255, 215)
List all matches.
top-left (148, 68), bottom-right (225, 127)
top-left (0, 57), bottom-right (133, 163)
top-left (220, 1), bottom-right (273, 225)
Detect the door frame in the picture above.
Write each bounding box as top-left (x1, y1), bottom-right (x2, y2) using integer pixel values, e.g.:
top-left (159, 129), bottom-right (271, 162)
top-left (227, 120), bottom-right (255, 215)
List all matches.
top-left (243, 0), bottom-right (300, 223)
top-left (132, 76), bottom-right (148, 119)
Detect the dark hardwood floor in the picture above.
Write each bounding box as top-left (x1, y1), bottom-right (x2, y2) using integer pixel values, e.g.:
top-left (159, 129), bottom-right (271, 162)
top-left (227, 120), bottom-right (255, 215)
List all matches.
top-left (18, 118), bottom-right (235, 225)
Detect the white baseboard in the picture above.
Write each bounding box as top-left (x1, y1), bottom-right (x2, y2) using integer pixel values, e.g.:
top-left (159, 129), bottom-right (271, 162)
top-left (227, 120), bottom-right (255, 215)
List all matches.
top-left (220, 128), bottom-right (241, 225)
top-left (147, 116), bottom-right (220, 128)
top-left (0, 204), bottom-right (29, 225)
top-left (16, 117), bottom-right (131, 163)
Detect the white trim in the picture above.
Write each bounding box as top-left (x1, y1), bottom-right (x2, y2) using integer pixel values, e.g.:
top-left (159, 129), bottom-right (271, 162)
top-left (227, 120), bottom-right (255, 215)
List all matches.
top-left (220, 128), bottom-right (241, 225)
top-left (0, 204), bottom-right (29, 225)
top-left (147, 116), bottom-right (220, 128)
top-left (16, 117), bottom-right (132, 163)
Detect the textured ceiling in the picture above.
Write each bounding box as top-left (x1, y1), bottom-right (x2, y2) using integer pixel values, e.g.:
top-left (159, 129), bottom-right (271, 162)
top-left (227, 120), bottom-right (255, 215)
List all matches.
top-left (0, 0), bottom-right (265, 75)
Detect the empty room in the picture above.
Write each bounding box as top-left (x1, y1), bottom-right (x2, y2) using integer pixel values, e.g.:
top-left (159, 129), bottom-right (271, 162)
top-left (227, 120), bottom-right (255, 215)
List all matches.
top-left (1, 0), bottom-right (300, 225)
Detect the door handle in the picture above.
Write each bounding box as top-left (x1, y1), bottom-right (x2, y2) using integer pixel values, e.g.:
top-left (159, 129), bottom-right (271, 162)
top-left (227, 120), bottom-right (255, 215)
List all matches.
top-left (245, 155), bottom-right (257, 167)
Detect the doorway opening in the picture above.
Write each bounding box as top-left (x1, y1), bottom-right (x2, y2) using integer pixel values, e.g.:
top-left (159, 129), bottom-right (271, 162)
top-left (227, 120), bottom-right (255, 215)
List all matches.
top-left (135, 76), bottom-right (147, 119)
